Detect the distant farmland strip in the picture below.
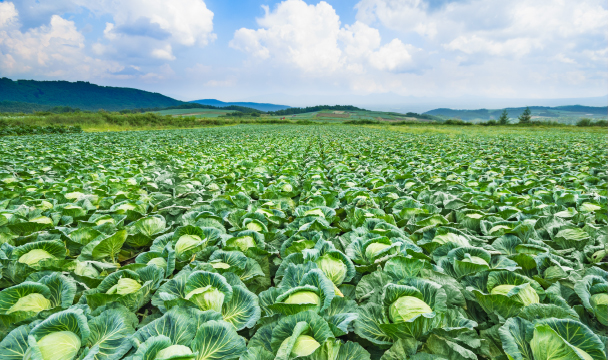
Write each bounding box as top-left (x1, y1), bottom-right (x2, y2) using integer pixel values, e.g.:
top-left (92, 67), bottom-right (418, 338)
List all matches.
top-left (317, 113), bottom-right (350, 118)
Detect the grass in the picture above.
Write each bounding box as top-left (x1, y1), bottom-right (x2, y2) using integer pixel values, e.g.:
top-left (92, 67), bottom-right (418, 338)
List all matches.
top-left (361, 123), bottom-right (608, 135)
top-left (1, 110), bottom-right (605, 136)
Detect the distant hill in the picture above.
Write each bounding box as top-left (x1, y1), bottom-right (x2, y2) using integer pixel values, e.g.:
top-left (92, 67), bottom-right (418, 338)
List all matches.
top-left (191, 99), bottom-right (290, 112)
top-left (0, 78), bottom-right (184, 112)
top-left (425, 105), bottom-right (607, 121)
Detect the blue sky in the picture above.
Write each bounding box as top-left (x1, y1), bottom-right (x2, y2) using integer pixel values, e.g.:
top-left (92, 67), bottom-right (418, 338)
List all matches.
top-left (0, 0), bottom-right (606, 110)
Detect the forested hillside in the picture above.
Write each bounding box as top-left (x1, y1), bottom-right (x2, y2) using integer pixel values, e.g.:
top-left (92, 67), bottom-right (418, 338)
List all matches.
top-left (0, 78), bottom-right (183, 111)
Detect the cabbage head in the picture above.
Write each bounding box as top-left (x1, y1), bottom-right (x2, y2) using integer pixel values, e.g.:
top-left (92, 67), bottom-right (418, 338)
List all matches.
top-left (18, 249), bottom-right (55, 266)
top-left (106, 278), bottom-right (142, 295)
top-left (74, 261), bottom-right (100, 277)
top-left (36, 331), bottom-right (81, 360)
top-left (432, 233), bottom-right (470, 247)
top-left (304, 209), bottom-right (325, 217)
top-left (591, 293), bottom-right (608, 325)
top-left (30, 216), bottom-right (53, 224)
top-left (211, 262), bottom-right (231, 269)
top-left (147, 257), bottom-right (167, 268)
top-left (229, 236), bottom-right (256, 252)
top-left (281, 335), bottom-right (321, 357)
top-left (315, 254), bottom-right (347, 285)
top-left (491, 283), bottom-right (539, 306)
top-left (284, 291), bottom-right (320, 305)
top-left (389, 296), bottom-right (432, 323)
top-left (590, 293), bottom-right (607, 308)
top-left (185, 285), bottom-right (225, 312)
top-left (155, 345), bottom-right (193, 360)
top-left (7, 293), bottom-right (52, 314)
top-left (365, 242), bottom-right (390, 259)
top-left (246, 221), bottom-right (264, 232)
top-left (530, 324), bottom-right (594, 360)
top-left (461, 254), bottom-right (489, 266)
top-left (175, 234), bottom-right (202, 256)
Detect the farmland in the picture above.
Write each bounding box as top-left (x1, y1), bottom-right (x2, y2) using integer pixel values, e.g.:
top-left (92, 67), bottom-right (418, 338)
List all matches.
top-left (0, 125), bottom-right (606, 360)
top-left (153, 108), bottom-right (238, 118)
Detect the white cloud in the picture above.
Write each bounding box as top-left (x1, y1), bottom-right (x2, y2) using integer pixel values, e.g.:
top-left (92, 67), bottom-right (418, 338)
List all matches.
top-left (0, 5), bottom-right (120, 77)
top-left (369, 39), bottom-right (414, 71)
top-left (151, 45), bottom-right (176, 60)
top-left (231, 0), bottom-right (344, 73)
top-left (230, 0), bottom-right (420, 78)
top-left (0, 2), bottom-right (18, 29)
top-left (79, 0), bottom-right (215, 61)
top-left (355, 0), bottom-right (608, 60)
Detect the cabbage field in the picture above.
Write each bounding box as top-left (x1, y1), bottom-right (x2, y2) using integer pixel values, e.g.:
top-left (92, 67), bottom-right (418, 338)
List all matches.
top-left (0, 125), bottom-right (606, 360)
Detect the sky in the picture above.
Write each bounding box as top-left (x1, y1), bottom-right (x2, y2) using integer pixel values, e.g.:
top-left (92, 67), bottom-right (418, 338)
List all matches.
top-left (0, 0), bottom-right (607, 111)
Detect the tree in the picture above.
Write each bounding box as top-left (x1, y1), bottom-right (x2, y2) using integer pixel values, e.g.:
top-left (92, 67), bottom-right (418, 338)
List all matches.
top-left (518, 107), bottom-right (532, 124)
top-left (498, 109), bottom-right (509, 125)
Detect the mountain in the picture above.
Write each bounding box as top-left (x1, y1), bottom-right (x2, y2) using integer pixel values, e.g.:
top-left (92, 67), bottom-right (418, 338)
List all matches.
top-left (0, 78), bottom-right (184, 111)
top-left (190, 99), bottom-right (290, 112)
top-left (424, 105), bottom-right (608, 120)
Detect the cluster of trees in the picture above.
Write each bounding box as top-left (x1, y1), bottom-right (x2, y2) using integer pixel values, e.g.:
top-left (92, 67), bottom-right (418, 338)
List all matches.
top-left (222, 111), bottom-right (261, 118)
top-left (269, 105), bottom-right (364, 116)
top-left (576, 118), bottom-right (608, 127)
top-left (480, 107), bottom-right (531, 125)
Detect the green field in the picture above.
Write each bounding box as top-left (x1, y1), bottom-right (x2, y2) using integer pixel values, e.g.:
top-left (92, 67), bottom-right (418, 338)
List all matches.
top-left (0, 125), bottom-right (606, 360)
top-left (153, 108), bottom-right (237, 117)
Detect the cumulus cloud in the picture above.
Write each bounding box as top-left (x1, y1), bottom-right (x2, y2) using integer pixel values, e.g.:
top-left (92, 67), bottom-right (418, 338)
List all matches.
top-left (356, 0), bottom-right (608, 61)
top-left (0, 4), bottom-right (120, 77)
top-left (82, 0), bottom-right (216, 61)
top-left (230, 0), bottom-right (421, 76)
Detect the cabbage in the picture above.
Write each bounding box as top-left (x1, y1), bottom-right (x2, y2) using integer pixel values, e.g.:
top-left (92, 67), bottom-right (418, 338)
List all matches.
top-left (230, 236), bottom-right (256, 252)
top-left (389, 296), bottom-right (432, 323)
top-left (591, 293), bottom-right (608, 325)
top-left (255, 208), bottom-right (273, 217)
top-left (106, 278), bottom-right (142, 295)
top-left (65, 192), bottom-right (85, 200)
top-left (211, 262), bottom-right (231, 269)
top-left (332, 283), bottom-right (344, 297)
top-left (246, 222), bottom-right (264, 232)
top-left (6, 293), bottom-right (52, 314)
top-left (18, 249), bottom-right (55, 266)
top-left (282, 184), bottom-right (293, 192)
top-left (30, 216), bottom-right (53, 224)
top-left (74, 261), bottom-right (100, 277)
top-left (39, 201), bottom-right (54, 211)
top-left (291, 335), bottom-right (321, 357)
top-left (280, 335), bottom-right (321, 357)
top-left (304, 209), bottom-right (325, 217)
top-left (590, 293), bottom-right (608, 307)
top-left (147, 257), bottom-right (167, 268)
top-left (116, 203), bottom-right (136, 212)
top-left (491, 284), bottom-right (539, 306)
top-left (155, 345), bottom-right (193, 360)
top-left (531, 324), bottom-right (593, 360)
top-left (95, 217), bottom-right (115, 226)
top-left (284, 290), bottom-right (320, 305)
top-left (365, 242), bottom-right (391, 259)
top-left (37, 331), bottom-right (81, 360)
top-left (175, 234), bottom-right (202, 255)
top-left (315, 254), bottom-right (347, 285)
top-left (460, 255), bottom-right (489, 266)
top-left (185, 286), bottom-right (225, 312)
top-left (432, 233), bottom-right (470, 247)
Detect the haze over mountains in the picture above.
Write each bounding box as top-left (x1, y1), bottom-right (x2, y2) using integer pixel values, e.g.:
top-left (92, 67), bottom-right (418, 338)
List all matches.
top-left (0, 79), bottom-right (605, 119)
top-left (190, 99), bottom-right (290, 112)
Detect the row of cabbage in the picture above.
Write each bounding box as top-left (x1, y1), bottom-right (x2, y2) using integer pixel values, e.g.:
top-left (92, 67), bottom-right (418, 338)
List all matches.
top-left (0, 125), bottom-right (606, 360)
